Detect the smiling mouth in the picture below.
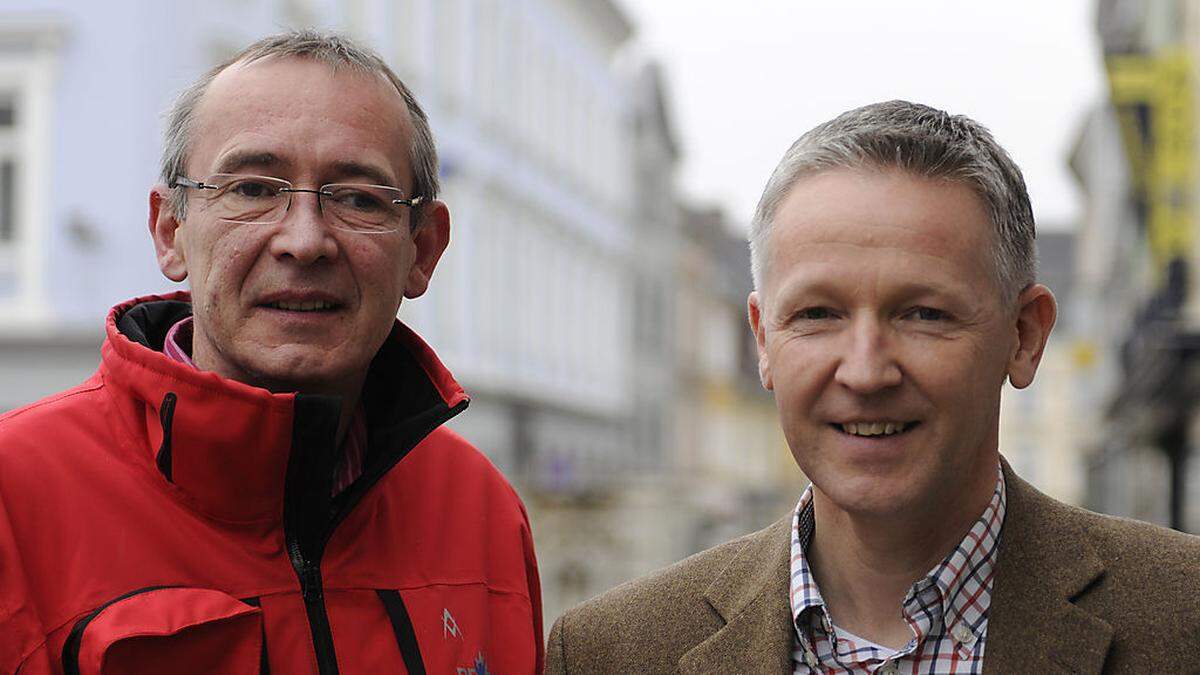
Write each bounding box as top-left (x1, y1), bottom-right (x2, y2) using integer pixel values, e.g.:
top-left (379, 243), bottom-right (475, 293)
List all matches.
top-left (262, 300), bottom-right (341, 312)
top-left (832, 421), bottom-right (920, 437)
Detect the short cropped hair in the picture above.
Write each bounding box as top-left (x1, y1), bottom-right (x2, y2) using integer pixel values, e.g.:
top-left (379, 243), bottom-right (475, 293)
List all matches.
top-left (748, 100), bottom-right (1036, 301)
top-left (160, 30), bottom-right (438, 220)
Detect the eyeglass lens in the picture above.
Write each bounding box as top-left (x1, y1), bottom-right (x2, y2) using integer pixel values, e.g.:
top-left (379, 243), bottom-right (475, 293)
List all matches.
top-left (206, 175), bottom-right (406, 232)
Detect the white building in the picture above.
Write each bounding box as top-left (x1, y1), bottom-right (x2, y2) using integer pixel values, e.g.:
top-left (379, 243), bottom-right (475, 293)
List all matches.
top-left (397, 0), bottom-right (639, 490)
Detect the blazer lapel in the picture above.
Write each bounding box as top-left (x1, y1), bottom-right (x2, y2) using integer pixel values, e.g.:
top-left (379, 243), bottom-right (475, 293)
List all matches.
top-left (680, 515), bottom-right (795, 675)
top-left (985, 462), bottom-right (1113, 674)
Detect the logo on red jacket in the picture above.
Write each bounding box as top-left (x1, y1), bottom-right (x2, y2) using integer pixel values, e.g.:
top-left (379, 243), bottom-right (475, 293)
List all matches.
top-left (455, 651), bottom-right (489, 675)
top-left (443, 607), bottom-right (462, 639)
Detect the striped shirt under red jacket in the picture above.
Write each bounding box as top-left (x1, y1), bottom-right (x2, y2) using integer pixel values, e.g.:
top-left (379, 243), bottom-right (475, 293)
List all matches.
top-left (164, 317), bottom-right (365, 495)
top-left (790, 465), bottom-right (1006, 674)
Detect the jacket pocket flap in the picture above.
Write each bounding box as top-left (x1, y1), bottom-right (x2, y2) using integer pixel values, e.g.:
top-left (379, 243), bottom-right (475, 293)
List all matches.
top-left (64, 587), bottom-right (262, 675)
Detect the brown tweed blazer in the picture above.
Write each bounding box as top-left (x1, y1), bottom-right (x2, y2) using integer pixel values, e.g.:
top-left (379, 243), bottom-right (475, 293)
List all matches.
top-left (546, 464), bottom-right (1200, 674)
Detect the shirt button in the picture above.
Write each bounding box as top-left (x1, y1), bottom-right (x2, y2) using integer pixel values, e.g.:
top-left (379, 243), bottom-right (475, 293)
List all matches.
top-left (879, 662), bottom-right (898, 675)
top-left (803, 649), bottom-right (818, 668)
top-left (951, 623), bottom-right (976, 646)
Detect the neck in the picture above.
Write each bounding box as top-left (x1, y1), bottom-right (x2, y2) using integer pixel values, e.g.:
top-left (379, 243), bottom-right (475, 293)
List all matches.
top-left (806, 464), bottom-right (997, 650)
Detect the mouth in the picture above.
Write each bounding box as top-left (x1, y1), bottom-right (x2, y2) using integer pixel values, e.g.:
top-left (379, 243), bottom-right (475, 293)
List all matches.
top-left (831, 421), bottom-right (920, 438)
top-left (261, 300), bottom-right (342, 313)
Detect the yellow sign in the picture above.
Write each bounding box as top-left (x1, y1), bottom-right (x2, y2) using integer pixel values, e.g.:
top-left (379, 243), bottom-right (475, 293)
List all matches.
top-left (1105, 49), bottom-right (1194, 270)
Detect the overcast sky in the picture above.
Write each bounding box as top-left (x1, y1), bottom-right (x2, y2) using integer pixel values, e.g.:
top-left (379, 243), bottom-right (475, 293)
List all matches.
top-left (614, 1), bottom-right (1105, 233)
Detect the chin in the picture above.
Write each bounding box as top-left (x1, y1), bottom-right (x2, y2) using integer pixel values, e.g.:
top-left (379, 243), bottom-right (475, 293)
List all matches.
top-left (241, 351), bottom-right (362, 395)
top-left (812, 469), bottom-right (925, 517)
top-left (825, 488), bottom-right (906, 517)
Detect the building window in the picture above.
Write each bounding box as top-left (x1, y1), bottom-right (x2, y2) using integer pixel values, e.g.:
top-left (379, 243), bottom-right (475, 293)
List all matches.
top-left (0, 160), bottom-right (13, 243)
top-left (0, 88), bottom-right (21, 300)
top-left (0, 21), bottom-right (59, 325)
top-left (0, 94), bottom-right (12, 126)
top-left (0, 93), bottom-right (17, 245)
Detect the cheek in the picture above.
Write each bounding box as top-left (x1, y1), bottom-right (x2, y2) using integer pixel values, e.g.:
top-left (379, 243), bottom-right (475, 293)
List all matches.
top-left (187, 232), bottom-right (259, 304)
top-left (767, 342), bottom-right (825, 404)
top-left (903, 340), bottom-right (1003, 405)
top-left (352, 242), bottom-right (412, 303)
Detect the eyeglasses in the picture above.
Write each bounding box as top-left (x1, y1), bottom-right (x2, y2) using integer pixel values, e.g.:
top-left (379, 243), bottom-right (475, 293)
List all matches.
top-left (170, 174), bottom-right (424, 234)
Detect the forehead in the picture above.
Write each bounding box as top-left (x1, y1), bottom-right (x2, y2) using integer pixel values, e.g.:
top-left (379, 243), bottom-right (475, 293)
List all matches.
top-left (189, 56), bottom-right (413, 184)
top-left (764, 167), bottom-right (997, 297)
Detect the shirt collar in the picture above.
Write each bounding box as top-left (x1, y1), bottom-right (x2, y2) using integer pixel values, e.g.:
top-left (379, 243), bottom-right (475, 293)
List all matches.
top-left (789, 464), bottom-right (1007, 649)
top-left (163, 316), bottom-right (196, 368)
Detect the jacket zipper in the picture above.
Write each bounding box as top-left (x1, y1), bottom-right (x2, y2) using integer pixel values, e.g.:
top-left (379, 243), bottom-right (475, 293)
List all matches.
top-left (283, 394), bottom-right (468, 675)
top-left (284, 394), bottom-right (344, 675)
top-left (289, 540), bottom-right (338, 675)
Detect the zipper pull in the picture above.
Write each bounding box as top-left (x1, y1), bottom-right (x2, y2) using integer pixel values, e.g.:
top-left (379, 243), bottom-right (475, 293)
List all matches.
top-left (301, 564), bottom-right (323, 602)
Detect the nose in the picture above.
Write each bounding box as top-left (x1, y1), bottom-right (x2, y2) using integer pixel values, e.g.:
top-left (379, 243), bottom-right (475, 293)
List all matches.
top-left (834, 316), bottom-right (902, 394)
top-left (267, 191), bottom-right (339, 265)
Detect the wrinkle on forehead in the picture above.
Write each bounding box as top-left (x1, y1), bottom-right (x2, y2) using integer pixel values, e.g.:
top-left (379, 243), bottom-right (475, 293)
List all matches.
top-left (189, 57), bottom-right (413, 187)
top-left (760, 167), bottom-right (1001, 313)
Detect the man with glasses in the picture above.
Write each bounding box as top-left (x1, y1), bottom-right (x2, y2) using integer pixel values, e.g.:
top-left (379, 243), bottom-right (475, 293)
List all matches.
top-left (0, 32), bottom-right (542, 674)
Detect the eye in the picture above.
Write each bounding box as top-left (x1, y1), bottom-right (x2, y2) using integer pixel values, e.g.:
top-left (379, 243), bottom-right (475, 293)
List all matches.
top-left (227, 179), bottom-right (279, 199)
top-left (908, 306), bottom-right (949, 321)
top-left (330, 188), bottom-right (387, 212)
top-left (795, 307), bottom-right (835, 321)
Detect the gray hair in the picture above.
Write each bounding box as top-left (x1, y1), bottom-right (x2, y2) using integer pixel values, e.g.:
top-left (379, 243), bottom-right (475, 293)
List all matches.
top-left (160, 30), bottom-right (438, 221)
top-left (748, 100), bottom-right (1036, 302)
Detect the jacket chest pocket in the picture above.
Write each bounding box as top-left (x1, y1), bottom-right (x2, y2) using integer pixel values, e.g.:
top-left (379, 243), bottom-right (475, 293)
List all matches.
top-left (61, 586), bottom-right (264, 675)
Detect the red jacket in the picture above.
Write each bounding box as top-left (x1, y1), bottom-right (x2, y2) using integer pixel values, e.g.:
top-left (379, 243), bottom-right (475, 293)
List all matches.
top-left (0, 293), bottom-right (543, 674)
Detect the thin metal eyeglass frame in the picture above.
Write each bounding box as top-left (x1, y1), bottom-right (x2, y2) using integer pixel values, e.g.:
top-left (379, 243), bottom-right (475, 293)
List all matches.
top-left (170, 174), bottom-right (425, 233)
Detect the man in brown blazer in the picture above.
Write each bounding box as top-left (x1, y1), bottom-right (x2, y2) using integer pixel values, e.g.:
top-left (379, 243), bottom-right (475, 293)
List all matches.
top-left (546, 101), bottom-right (1200, 673)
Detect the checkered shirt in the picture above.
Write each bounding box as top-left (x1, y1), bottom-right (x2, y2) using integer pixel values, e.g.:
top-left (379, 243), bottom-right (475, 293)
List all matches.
top-left (790, 466), bottom-right (1006, 674)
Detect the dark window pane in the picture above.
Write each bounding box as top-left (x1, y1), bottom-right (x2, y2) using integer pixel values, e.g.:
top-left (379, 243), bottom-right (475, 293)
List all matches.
top-left (0, 160), bottom-right (14, 242)
top-left (0, 96), bottom-right (13, 128)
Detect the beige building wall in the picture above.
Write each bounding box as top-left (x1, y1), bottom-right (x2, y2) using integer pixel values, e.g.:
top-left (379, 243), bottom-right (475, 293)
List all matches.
top-left (1000, 338), bottom-right (1087, 505)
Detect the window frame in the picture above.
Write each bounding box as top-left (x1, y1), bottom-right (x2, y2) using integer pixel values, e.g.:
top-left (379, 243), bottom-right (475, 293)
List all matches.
top-left (0, 22), bottom-right (61, 329)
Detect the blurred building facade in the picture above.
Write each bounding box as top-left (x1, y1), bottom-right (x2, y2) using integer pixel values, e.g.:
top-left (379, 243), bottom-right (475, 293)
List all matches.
top-left (0, 0), bottom-right (798, 625)
top-left (673, 205), bottom-right (799, 551)
top-left (999, 229), bottom-right (1089, 506)
top-left (1073, 0), bottom-right (1200, 531)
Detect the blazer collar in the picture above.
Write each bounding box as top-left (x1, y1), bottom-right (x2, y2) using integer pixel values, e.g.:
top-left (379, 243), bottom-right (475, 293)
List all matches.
top-left (676, 460), bottom-right (1115, 674)
top-left (679, 515), bottom-right (795, 674)
top-left (984, 459), bottom-right (1112, 674)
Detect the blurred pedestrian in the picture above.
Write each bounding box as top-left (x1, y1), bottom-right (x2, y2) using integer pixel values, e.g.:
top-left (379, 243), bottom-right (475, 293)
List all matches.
top-left (547, 100), bottom-right (1200, 673)
top-left (0, 30), bottom-right (541, 675)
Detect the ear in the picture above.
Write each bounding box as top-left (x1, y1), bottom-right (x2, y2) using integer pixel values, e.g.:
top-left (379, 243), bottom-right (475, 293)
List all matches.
top-left (149, 186), bottom-right (188, 282)
top-left (403, 200), bottom-right (451, 299)
top-left (748, 291), bottom-right (774, 390)
top-left (1006, 283), bottom-right (1057, 389)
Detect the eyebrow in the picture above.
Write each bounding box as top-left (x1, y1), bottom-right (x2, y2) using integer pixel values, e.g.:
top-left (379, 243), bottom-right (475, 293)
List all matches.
top-left (211, 152), bottom-right (403, 192)
top-left (326, 160), bottom-right (401, 191)
top-left (213, 150), bottom-right (285, 175)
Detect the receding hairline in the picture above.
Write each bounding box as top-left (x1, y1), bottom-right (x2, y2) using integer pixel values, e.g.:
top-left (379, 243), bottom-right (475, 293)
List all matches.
top-left (185, 54), bottom-right (417, 184)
